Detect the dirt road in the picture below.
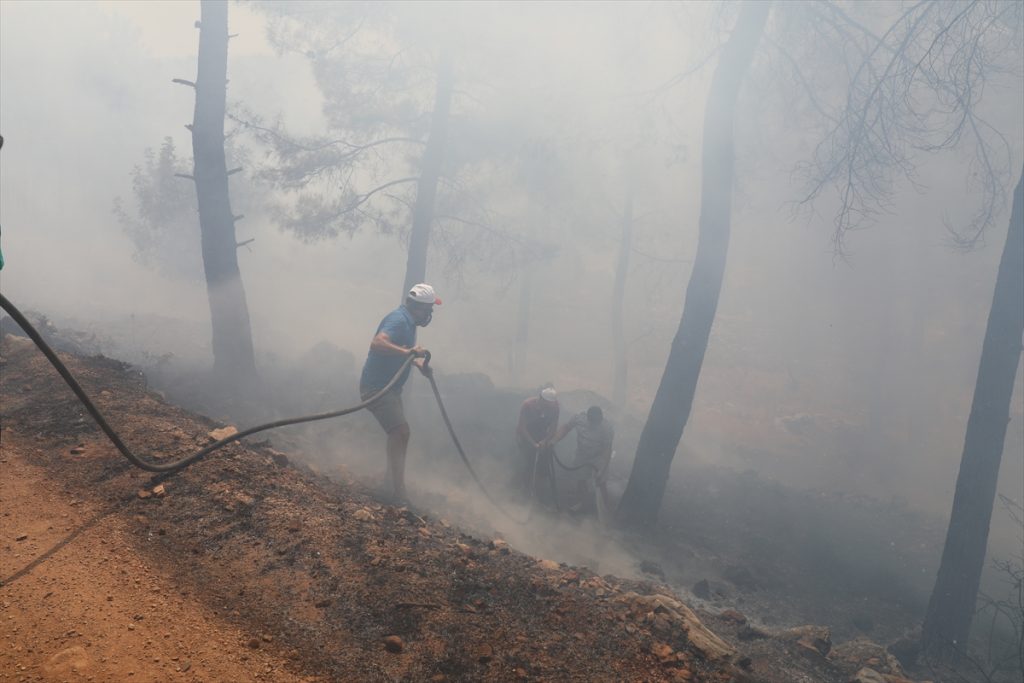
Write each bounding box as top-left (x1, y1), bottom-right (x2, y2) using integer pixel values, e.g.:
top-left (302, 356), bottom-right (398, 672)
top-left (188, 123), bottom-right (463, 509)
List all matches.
top-left (1, 442), bottom-right (306, 683)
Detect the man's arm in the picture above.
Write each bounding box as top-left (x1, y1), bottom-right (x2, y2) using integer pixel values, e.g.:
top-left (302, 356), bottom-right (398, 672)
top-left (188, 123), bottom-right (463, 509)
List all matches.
top-left (370, 331), bottom-right (423, 357)
top-left (550, 420), bottom-right (574, 445)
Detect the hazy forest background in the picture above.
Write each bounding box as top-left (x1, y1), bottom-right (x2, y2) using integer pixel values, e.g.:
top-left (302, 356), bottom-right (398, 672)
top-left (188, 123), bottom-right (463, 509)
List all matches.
top-left (1, 0), bottom-right (1022, 675)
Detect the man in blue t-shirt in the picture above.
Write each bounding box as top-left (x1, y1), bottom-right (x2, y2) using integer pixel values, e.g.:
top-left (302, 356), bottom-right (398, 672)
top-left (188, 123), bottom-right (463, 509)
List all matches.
top-left (360, 283), bottom-right (441, 503)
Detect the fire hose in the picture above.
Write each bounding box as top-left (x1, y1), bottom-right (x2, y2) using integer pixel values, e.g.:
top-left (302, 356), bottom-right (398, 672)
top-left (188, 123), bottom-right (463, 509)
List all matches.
top-left (0, 292), bottom-right (418, 472)
top-left (0, 292), bottom-right (531, 523)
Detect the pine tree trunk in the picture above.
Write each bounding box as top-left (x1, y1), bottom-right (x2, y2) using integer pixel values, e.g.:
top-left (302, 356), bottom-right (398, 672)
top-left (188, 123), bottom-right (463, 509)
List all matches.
top-left (617, 1), bottom-right (769, 527)
top-left (922, 164), bottom-right (1024, 657)
top-left (612, 195), bottom-right (634, 406)
top-left (191, 0), bottom-right (256, 380)
top-left (402, 53), bottom-right (454, 298)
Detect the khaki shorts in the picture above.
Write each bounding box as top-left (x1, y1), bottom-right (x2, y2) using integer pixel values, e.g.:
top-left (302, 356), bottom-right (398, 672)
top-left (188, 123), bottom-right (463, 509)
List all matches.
top-left (362, 387), bottom-right (406, 433)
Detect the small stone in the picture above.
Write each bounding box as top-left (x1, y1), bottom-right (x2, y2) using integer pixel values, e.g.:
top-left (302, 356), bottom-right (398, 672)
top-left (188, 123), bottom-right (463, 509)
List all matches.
top-left (353, 508), bottom-right (374, 521)
top-left (15, 534), bottom-right (28, 541)
top-left (152, 485), bottom-right (166, 498)
top-left (42, 646), bottom-right (91, 678)
top-left (137, 489), bottom-right (152, 500)
top-left (179, 660), bottom-right (190, 672)
top-left (209, 426), bottom-right (238, 441)
top-left (314, 599), bottom-right (332, 608)
top-left (536, 559), bottom-right (560, 571)
top-left (651, 642), bottom-right (674, 661)
top-left (383, 635), bottom-right (403, 653)
top-left (261, 634), bottom-right (273, 643)
top-left (851, 668), bottom-right (886, 683)
top-left (475, 643), bottom-right (494, 663)
top-left (720, 609), bottom-right (747, 625)
top-left (247, 638), bottom-right (260, 649)
top-left (779, 625), bottom-right (832, 657)
top-left (70, 447), bottom-right (85, 455)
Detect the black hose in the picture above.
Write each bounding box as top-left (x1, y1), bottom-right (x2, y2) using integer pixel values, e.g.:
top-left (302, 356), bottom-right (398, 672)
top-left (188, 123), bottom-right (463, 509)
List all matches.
top-left (0, 292), bottom-right (416, 473)
top-left (2, 291), bottom-right (533, 524)
top-left (425, 372), bottom-right (531, 524)
top-left (550, 448), bottom-right (598, 472)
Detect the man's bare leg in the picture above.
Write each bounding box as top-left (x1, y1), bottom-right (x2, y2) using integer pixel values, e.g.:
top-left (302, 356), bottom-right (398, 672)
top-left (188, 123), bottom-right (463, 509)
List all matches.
top-left (595, 480), bottom-right (610, 526)
top-left (386, 423), bottom-right (411, 501)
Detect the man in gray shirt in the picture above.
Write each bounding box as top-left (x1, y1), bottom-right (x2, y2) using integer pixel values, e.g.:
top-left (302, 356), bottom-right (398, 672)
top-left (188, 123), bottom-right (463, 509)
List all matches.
top-left (549, 405), bottom-right (614, 514)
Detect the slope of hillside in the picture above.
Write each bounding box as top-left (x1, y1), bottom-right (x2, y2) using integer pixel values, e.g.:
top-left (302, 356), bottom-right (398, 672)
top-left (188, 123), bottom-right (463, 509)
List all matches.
top-left (1, 334), bottom-right (744, 682)
top-left (1, 333), bottom-right (940, 682)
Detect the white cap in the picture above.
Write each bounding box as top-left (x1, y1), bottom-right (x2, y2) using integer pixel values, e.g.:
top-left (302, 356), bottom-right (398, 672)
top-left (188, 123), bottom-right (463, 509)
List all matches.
top-left (407, 283), bottom-right (441, 305)
top-left (540, 387), bottom-right (557, 402)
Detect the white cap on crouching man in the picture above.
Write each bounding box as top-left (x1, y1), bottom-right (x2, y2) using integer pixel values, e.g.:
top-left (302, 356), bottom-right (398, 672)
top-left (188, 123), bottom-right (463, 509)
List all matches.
top-left (408, 283), bottom-right (442, 305)
top-left (540, 387), bottom-right (557, 402)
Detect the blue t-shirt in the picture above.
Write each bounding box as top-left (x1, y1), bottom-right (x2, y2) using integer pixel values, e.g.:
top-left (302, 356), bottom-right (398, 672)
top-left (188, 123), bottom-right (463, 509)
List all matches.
top-left (360, 306), bottom-right (416, 393)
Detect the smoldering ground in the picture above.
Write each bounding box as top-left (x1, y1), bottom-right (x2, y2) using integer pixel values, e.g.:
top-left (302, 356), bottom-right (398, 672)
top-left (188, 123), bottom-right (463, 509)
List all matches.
top-left (2, 1), bottom-right (1023, 679)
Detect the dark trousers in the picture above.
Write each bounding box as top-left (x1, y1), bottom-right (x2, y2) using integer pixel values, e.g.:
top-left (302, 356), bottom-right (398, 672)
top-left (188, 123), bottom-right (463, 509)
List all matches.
top-left (517, 440), bottom-right (558, 507)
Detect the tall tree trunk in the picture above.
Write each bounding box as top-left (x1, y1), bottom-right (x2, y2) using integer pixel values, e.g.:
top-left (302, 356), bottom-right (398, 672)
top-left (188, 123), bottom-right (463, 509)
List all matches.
top-left (612, 195), bottom-right (634, 406)
top-left (402, 53), bottom-right (454, 298)
top-left (617, 1), bottom-right (769, 527)
top-left (922, 164), bottom-right (1024, 657)
top-left (190, 0), bottom-right (256, 380)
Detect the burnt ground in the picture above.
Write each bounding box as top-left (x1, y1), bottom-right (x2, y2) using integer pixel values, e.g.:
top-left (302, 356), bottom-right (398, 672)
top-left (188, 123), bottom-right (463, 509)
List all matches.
top-left (0, 331), bottom-right (1012, 682)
